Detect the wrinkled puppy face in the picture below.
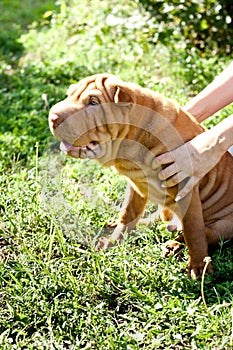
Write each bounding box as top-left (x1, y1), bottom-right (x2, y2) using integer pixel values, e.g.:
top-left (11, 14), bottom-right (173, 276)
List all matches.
top-left (48, 73), bottom-right (133, 159)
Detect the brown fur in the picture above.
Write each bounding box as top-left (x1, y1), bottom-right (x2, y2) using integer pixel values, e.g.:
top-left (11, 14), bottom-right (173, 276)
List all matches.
top-left (49, 73), bottom-right (233, 278)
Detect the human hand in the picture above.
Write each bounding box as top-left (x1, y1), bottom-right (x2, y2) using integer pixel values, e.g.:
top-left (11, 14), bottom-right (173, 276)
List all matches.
top-left (156, 129), bottom-right (226, 201)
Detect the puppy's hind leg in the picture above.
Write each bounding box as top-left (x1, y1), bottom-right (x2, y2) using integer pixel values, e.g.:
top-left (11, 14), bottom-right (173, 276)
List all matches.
top-left (205, 219), bottom-right (233, 251)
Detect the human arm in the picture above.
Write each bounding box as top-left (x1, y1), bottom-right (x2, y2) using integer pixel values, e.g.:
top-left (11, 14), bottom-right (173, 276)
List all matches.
top-left (156, 61), bottom-right (233, 200)
top-left (184, 61), bottom-right (233, 122)
top-left (157, 114), bottom-right (233, 201)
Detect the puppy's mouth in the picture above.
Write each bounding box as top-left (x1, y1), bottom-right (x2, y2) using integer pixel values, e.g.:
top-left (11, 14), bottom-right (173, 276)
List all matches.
top-left (60, 140), bottom-right (100, 159)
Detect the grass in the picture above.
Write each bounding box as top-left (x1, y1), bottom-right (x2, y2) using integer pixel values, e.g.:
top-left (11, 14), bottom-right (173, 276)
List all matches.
top-left (1, 0), bottom-right (233, 349)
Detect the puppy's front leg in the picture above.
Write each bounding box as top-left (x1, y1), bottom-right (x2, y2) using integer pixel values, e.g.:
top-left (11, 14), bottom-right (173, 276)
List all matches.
top-left (179, 185), bottom-right (213, 278)
top-left (95, 184), bottom-right (147, 250)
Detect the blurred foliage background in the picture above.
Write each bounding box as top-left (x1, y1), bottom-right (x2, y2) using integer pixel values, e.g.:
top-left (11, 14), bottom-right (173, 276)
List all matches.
top-left (139, 0), bottom-right (233, 55)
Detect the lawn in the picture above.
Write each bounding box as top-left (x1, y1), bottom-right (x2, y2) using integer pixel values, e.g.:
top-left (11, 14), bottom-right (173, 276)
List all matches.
top-left (1, 1), bottom-right (233, 349)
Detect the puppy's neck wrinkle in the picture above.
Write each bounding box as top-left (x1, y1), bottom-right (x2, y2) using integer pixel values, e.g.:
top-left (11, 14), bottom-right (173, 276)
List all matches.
top-left (126, 87), bottom-right (205, 151)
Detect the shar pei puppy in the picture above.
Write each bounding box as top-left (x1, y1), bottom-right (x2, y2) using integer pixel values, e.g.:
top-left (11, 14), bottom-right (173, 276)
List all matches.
top-left (49, 73), bottom-right (233, 278)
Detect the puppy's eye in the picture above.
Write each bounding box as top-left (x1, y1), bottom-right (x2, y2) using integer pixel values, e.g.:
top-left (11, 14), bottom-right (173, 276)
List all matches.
top-left (88, 97), bottom-right (100, 106)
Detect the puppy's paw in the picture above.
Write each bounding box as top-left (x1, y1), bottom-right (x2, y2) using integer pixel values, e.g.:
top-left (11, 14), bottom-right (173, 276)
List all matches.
top-left (95, 235), bottom-right (115, 251)
top-left (107, 221), bottom-right (118, 229)
top-left (162, 239), bottom-right (184, 258)
top-left (166, 224), bottom-right (179, 232)
top-left (188, 257), bottom-right (213, 279)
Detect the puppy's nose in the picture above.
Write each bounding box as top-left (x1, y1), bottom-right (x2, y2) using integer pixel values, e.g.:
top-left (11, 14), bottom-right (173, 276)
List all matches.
top-left (49, 112), bottom-right (64, 129)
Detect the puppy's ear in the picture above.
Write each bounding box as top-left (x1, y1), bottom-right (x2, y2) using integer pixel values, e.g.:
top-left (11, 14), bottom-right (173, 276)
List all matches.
top-left (105, 76), bottom-right (135, 103)
top-left (114, 86), bottom-right (134, 104)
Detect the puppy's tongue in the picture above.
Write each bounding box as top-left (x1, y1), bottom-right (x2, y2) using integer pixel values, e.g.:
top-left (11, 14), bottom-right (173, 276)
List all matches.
top-left (60, 141), bottom-right (78, 152)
